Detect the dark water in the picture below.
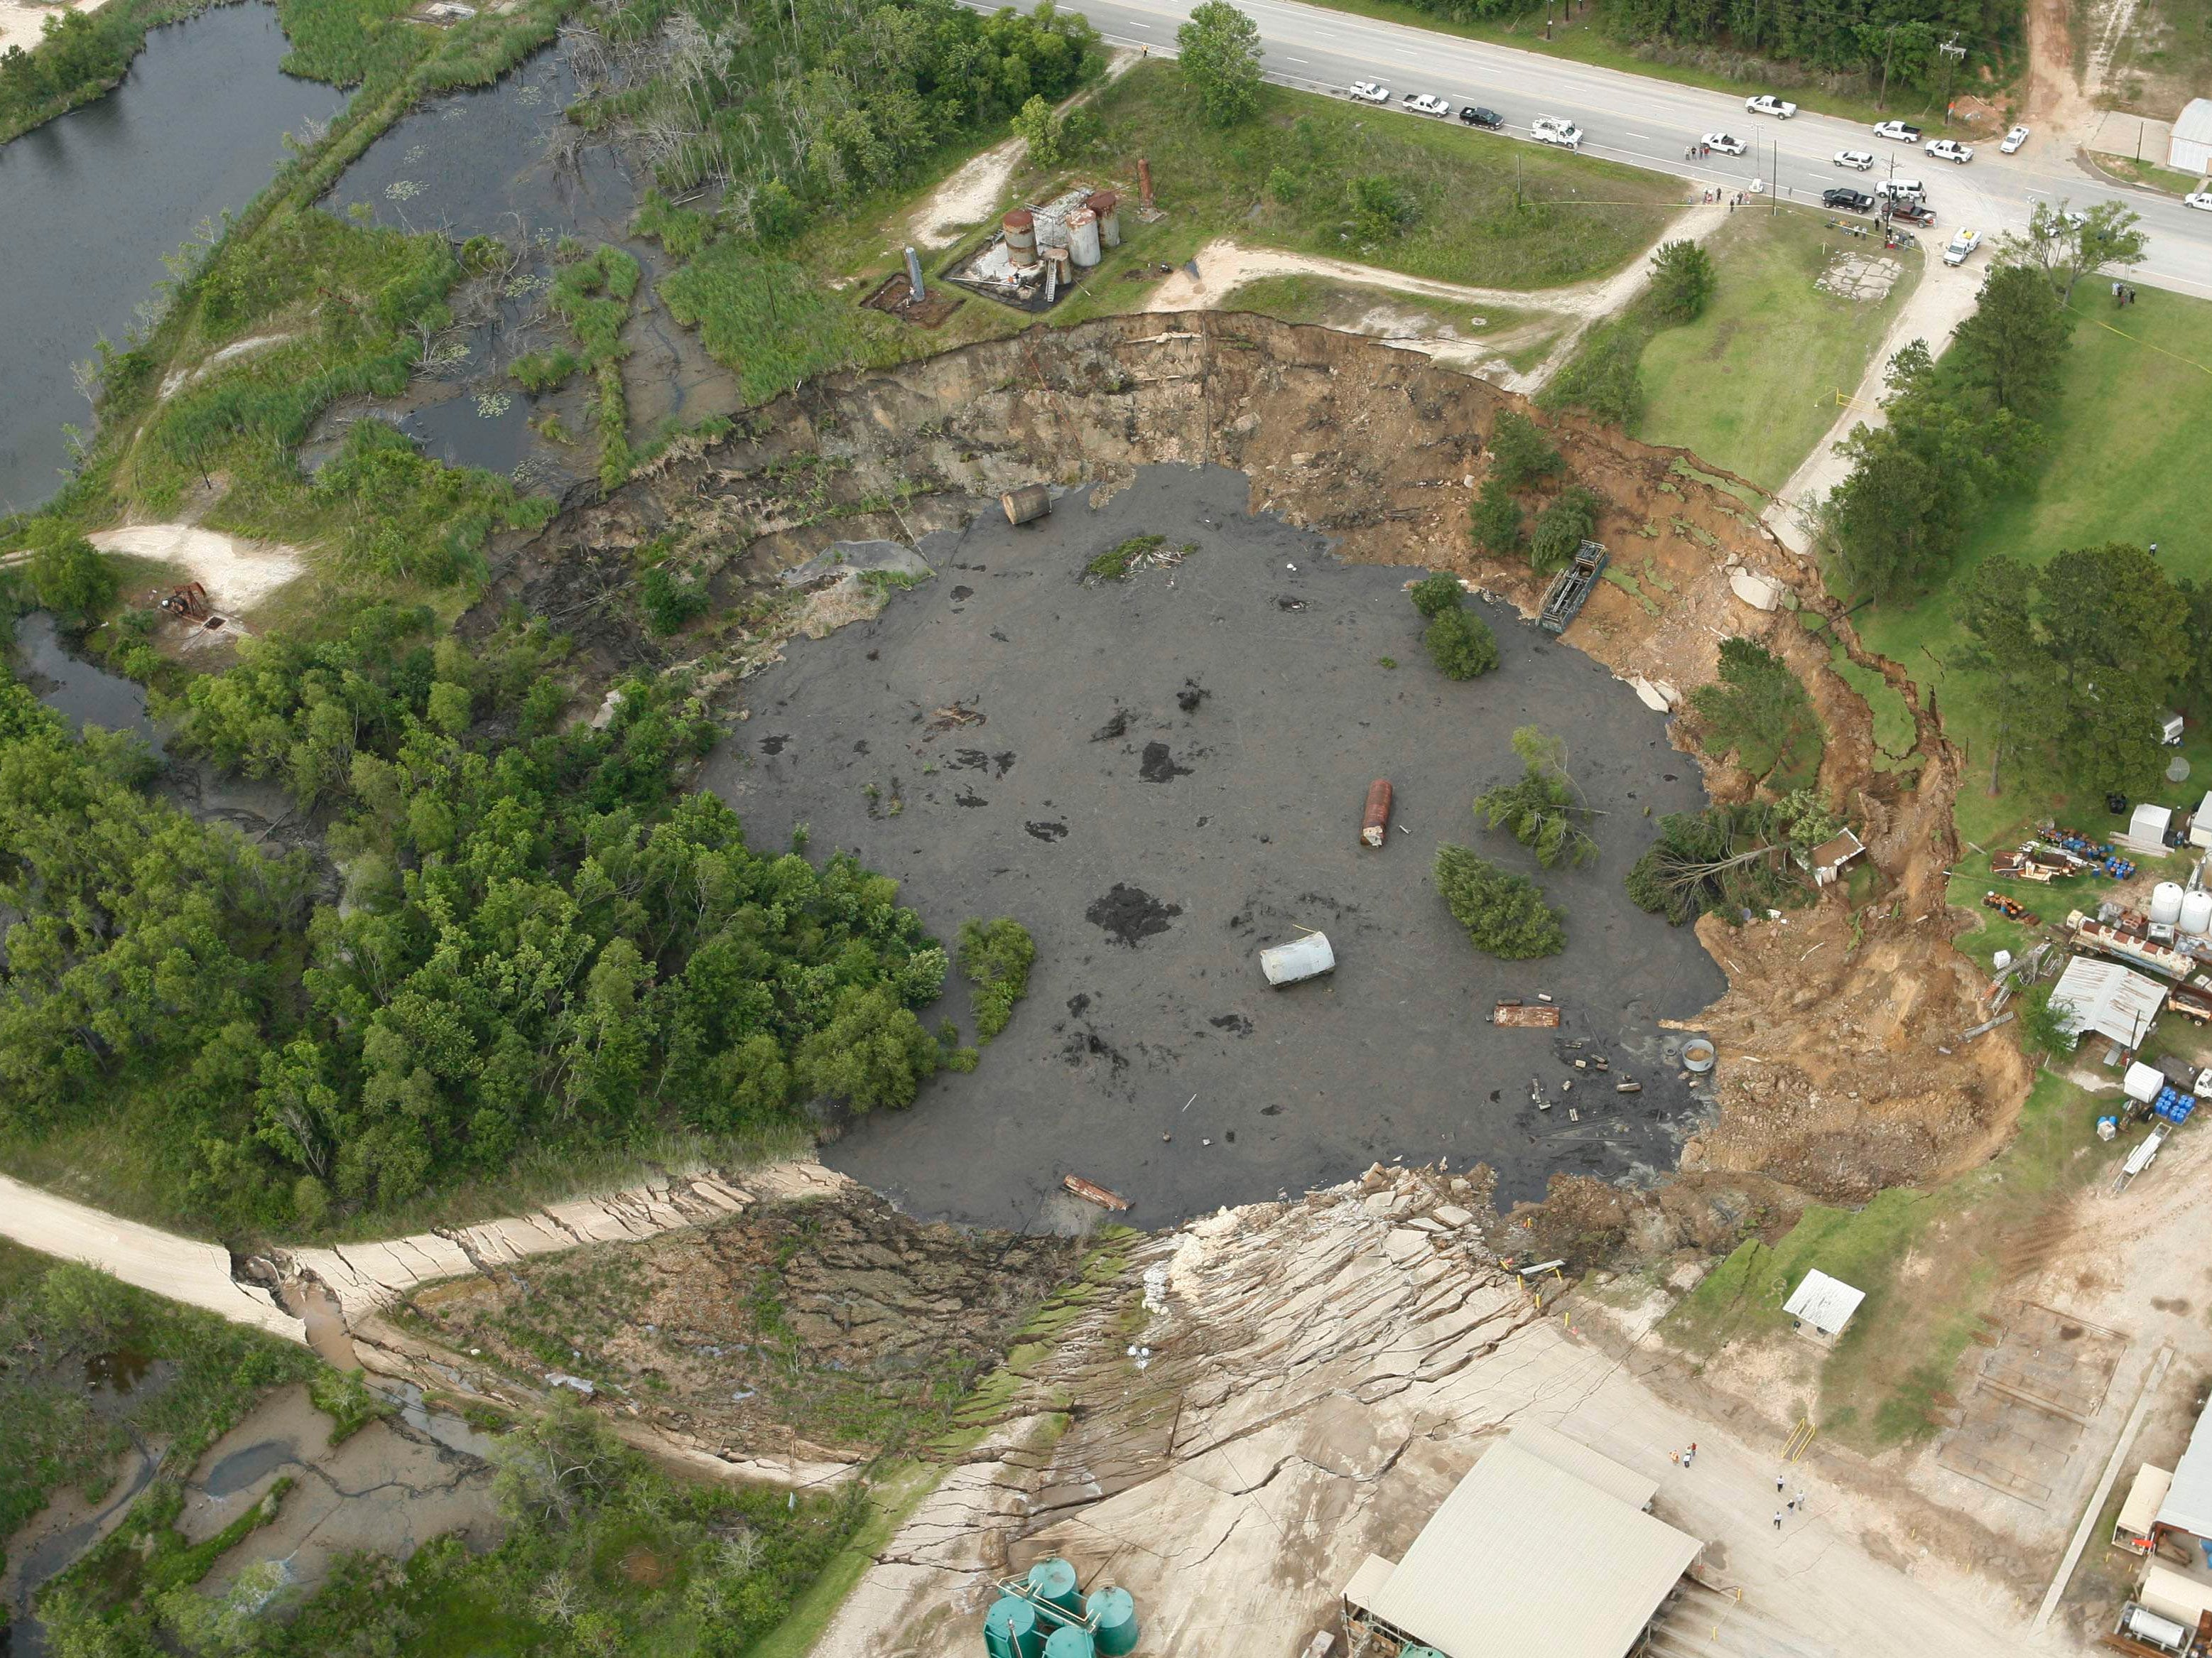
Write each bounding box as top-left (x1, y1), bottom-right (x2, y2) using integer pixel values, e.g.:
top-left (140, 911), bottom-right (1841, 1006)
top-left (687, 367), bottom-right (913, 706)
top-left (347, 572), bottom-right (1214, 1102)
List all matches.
top-left (0, 4), bottom-right (347, 514)
top-left (11, 611), bottom-right (163, 752)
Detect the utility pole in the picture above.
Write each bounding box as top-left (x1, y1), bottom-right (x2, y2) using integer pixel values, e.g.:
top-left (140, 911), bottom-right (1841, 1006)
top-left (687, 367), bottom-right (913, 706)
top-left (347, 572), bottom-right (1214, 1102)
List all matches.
top-left (1878, 23), bottom-right (1898, 112)
top-left (1937, 35), bottom-right (1966, 129)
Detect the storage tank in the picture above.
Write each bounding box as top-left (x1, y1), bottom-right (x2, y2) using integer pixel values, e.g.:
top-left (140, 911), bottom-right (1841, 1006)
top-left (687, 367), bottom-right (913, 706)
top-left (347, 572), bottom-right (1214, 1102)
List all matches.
top-left (1085, 190), bottom-right (1121, 246)
top-left (1002, 208), bottom-right (1037, 269)
top-left (2151, 881), bottom-right (2186, 925)
top-left (2126, 1061), bottom-right (2167, 1104)
top-left (1041, 1631), bottom-right (1095, 1658)
top-left (2181, 889), bottom-right (2212, 936)
top-left (1002, 484), bottom-right (1051, 526)
top-left (1066, 207), bottom-right (1101, 267)
top-left (1085, 1587), bottom-right (1139, 1657)
top-left (985, 1596), bottom-right (1044, 1658)
top-left (1025, 1559), bottom-right (1083, 1618)
top-left (1260, 932), bottom-right (1335, 986)
top-left (2124, 1602), bottom-right (2189, 1652)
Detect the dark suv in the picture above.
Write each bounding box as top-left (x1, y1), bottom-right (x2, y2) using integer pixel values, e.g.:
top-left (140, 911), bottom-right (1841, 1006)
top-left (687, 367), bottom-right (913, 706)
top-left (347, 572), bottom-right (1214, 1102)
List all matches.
top-left (1459, 106), bottom-right (1504, 129)
top-left (1822, 187), bottom-right (1874, 212)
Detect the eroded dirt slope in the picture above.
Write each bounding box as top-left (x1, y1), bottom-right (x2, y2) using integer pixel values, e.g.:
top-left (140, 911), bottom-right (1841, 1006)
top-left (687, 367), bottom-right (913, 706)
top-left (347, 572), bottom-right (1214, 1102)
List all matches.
top-left (487, 313), bottom-right (2022, 1204)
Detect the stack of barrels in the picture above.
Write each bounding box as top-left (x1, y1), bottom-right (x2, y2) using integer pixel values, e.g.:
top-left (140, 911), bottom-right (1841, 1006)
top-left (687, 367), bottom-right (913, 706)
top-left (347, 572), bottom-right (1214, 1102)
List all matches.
top-left (982, 1557), bottom-right (1141, 1657)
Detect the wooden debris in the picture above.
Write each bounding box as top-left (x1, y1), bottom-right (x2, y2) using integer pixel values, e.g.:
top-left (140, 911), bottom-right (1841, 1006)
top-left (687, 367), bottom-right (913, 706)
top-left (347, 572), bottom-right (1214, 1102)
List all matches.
top-left (1494, 1002), bottom-right (1562, 1028)
top-left (1063, 1174), bottom-right (1130, 1211)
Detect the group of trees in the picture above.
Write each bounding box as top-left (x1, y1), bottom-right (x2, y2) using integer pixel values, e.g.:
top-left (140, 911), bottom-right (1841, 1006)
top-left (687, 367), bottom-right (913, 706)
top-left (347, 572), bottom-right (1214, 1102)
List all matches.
top-left (1435, 845), bottom-right (1566, 959)
top-left (1827, 205), bottom-right (2143, 603)
top-left (1687, 635), bottom-right (1825, 793)
top-left (1543, 238), bottom-right (1715, 430)
top-left (1433, 725), bottom-right (1593, 961)
top-left (1409, 573), bottom-right (1501, 678)
top-left (1958, 541), bottom-right (2192, 800)
top-left (0, 6), bottom-right (136, 141)
top-left (1470, 408), bottom-right (1595, 574)
top-left (0, 607), bottom-right (965, 1232)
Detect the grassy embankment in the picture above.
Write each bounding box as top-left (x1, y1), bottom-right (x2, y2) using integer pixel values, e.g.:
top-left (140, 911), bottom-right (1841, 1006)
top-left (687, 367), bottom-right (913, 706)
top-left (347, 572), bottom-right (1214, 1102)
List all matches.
top-left (1635, 207), bottom-right (1921, 491)
top-left (1663, 1069), bottom-right (2115, 1451)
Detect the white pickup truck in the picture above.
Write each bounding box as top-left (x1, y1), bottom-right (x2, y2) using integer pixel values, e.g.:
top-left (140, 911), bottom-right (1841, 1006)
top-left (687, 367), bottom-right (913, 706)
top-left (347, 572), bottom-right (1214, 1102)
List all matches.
top-left (1942, 229), bottom-right (1981, 266)
top-left (1531, 115), bottom-right (1583, 150)
top-left (1745, 94), bottom-right (1798, 119)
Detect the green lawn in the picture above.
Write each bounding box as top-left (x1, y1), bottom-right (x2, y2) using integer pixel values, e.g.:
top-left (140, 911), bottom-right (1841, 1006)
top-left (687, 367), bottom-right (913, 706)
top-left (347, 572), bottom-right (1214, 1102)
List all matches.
top-left (1637, 208), bottom-right (1921, 490)
top-left (1664, 1071), bottom-right (2115, 1450)
top-left (1853, 286), bottom-right (2212, 847)
top-left (2095, 153), bottom-right (2209, 195)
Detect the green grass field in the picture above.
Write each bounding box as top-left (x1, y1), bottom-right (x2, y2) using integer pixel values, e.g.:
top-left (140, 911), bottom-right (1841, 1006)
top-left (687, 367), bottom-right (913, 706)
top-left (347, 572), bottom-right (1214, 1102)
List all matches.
top-left (1637, 208), bottom-right (1920, 490)
top-left (1853, 286), bottom-right (2212, 849)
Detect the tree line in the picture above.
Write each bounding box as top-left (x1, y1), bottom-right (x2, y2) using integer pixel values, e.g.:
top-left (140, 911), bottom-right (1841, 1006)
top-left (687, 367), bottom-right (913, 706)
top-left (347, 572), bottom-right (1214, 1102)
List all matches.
top-left (0, 605), bottom-right (963, 1233)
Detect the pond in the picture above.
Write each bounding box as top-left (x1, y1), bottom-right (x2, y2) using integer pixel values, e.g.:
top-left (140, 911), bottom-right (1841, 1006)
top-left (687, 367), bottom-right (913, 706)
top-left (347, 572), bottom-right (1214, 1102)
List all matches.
top-left (0, 4), bottom-right (347, 514)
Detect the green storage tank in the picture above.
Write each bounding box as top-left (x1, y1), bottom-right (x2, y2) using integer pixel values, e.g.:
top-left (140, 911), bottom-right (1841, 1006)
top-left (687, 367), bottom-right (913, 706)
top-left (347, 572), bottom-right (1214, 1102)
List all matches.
top-left (1025, 1558), bottom-right (1083, 1618)
top-left (984, 1595), bottom-right (1043, 1658)
top-left (1085, 1586), bottom-right (1139, 1657)
top-left (1042, 1629), bottom-right (1096, 1658)
top-left (1402, 1649), bottom-right (1447, 1658)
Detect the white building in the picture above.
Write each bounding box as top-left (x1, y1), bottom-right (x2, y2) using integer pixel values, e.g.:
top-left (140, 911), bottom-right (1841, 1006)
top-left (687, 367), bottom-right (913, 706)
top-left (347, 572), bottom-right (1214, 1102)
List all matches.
top-left (2049, 956), bottom-right (2167, 1051)
top-left (1783, 1268), bottom-right (1865, 1344)
top-left (2172, 98), bottom-right (2212, 176)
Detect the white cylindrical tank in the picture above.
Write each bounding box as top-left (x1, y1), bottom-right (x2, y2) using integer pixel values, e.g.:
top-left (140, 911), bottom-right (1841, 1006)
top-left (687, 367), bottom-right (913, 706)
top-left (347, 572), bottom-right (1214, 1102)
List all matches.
top-left (2125, 1061), bottom-right (2167, 1104)
top-left (2151, 882), bottom-right (2186, 925)
top-left (1066, 207), bottom-right (1101, 267)
top-left (1260, 932), bottom-right (1335, 986)
top-left (2181, 890), bottom-right (2212, 936)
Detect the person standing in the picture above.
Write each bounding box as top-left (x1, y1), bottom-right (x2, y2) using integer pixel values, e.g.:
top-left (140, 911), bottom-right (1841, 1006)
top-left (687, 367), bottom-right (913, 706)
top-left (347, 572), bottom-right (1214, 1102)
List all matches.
top-left (1775, 1473), bottom-right (1785, 1495)
top-left (1772, 1510), bottom-right (1784, 1530)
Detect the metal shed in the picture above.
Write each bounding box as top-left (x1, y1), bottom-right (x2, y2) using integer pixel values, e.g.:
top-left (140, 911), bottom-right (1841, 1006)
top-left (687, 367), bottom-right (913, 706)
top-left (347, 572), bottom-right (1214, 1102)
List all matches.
top-left (1783, 1269), bottom-right (1866, 1341)
top-left (2141, 1562), bottom-right (2212, 1627)
top-left (2117, 1464), bottom-right (2174, 1551)
top-left (2049, 956), bottom-right (2167, 1051)
top-left (2158, 1404), bottom-right (2212, 1539)
top-left (2122, 803), bottom-right (2175, 856)
top-left (1349, 1436), bottom-right (1701, 1658)
top-left (2172, 98), bottom-right (2212, 175)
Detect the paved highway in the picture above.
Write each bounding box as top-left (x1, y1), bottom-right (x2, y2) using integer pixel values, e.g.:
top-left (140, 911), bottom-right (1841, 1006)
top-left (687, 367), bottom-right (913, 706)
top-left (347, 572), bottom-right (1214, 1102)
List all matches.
top-left (1051, 0), bottom-right (2212, 298)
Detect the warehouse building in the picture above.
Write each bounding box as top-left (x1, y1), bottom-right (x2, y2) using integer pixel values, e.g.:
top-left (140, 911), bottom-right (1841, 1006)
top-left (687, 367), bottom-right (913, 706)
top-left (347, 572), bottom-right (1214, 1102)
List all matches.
top-left (2172, 98), bottom-right (2212, 177)
top-left (1341, 1426), bottom-right (1701, 1658)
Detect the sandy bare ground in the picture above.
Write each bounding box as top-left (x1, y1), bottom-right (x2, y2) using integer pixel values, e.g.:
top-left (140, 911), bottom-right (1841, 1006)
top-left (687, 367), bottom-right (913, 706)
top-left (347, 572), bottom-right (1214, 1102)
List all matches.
top-left (0, 0), bottom-right (107, 60)
top-left (1762, 251), bottom-right (1983, 555)
top-left (2026, 0), bottom-right (2101, 138)
top-left (92, 522), bottom-right (306, 615)
top-left (816, 1166), bottom-right (2047, 1658)
top-left (1150, 199), bottom-right (1727, 395)
top-left (158, 332), bottom-right (294, 401)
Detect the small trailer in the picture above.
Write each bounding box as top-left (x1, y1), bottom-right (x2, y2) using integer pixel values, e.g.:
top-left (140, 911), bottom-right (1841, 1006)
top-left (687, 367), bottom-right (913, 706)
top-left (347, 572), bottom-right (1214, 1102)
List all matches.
top-left (1360, 779), bottom-right (1394, 847)
top-left (1539, 541), bottom-right (1608, 635)
top-left (1260, 932), bottom-right (1335, 987)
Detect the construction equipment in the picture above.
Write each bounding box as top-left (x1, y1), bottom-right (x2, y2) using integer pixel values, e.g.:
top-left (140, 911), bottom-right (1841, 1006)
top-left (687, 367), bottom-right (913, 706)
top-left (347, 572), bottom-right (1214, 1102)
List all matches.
top-left (1539, 541), bottom-right (1608, 636)
top-left (158, 582), bottom-right (210, 619)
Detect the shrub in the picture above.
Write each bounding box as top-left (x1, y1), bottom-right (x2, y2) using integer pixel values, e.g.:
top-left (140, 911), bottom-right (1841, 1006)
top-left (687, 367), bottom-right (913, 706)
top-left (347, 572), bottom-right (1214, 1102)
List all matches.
top-left (1543, 321), bottom-right (1646, 426)
top-left (1409, 573), bottom-right (1464, 619)
top-left (1529, 486), bottom-right (1602, 576)
top-left (1425, 607), bottom-right (1499, 679)
top-left (1649, 239), bottom-right (1718, 323)
top-left (639, 566), bottom-right (708, 636)
top-left (1475, 726), bottom-right (1597, 868)
top-left (958, 916), bottom-right (1036, 1042)
top-left (1470, 478), bottom-right (1524, 555)
top-left (1435, 845), bottom-right (1565, 959)
top-left (1486, 410), bottom-right (1563, 489)
top-left (1348, 173), bottom-right (1416, 241)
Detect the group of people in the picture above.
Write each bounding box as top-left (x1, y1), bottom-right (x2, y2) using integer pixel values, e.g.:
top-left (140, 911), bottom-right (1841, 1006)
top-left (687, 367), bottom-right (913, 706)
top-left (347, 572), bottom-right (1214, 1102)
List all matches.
top-left (1685, 142), bottom-right (1716, 159)
top-left (1669, 1444), bottom-right (1810, 1531)
top-left (2113, 281), bottom-right (2141, 307)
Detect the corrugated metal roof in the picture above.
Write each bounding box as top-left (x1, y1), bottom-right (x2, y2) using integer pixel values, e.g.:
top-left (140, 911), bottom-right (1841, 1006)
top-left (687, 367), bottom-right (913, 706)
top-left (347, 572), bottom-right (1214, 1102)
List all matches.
top-left (2120, 1464), bottom-right (2174, 1537)
top-left (2050, 957), bottom-right (2167, 1049)
top-left (2159, 1404), bottom-right (2212, 1537)
top-left (2175, 97), bottom-right (2212, 143)
top-left (1509, 1424), bottom-right (1658, 1511)
top-left (1364, 1438), bottom-right (1701, 1658)
top-left (1343, 1553), bottom-right (1399, 1612)
top-left (2141, 1562), bottom-right (2212, 1625)
top-left (1783, 1269), bottom-right (1865, 1335)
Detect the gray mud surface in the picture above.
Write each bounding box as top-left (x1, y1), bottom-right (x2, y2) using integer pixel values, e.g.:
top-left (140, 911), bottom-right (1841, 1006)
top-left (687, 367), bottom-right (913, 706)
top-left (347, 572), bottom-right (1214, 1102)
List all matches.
top-left (703, 465), bottom-right (1725, 1229)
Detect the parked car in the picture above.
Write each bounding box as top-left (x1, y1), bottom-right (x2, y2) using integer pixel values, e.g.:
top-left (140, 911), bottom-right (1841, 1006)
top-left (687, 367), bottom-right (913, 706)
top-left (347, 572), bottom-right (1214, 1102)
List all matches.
top-left (1888, 200), bottom-right (1936, 226)
top-left (1926, 137), bottom-right (1973, 163)
top-left (1745, 94), bottom-right (1798, 119)
top-left (1531, 115), bottom-right (1583, 149)
top-left (1403, 92), bottom-right (1450, 116)
top-left (1876, 177), bottom-right (1926, 200)
top-left (1833, 149), bottom-right (1875, 170)
top-left (1348, 80), bottom-right (1389, 104)
top-left (2000, 124), bottom-right (2031, 153)
top-left (1872, 119), bottom-right (1922, 142)
top-left (1701, 131), bottom-right (1747, 156)
top-left (1942, 228), bottom-right (1981, 266)
top-left (2184, 190), bottom-right (2212, 212)
top-left (1823, 187), bottom-right (1875, 212)
top-left (1459, 104), bottom-right (1505, 129)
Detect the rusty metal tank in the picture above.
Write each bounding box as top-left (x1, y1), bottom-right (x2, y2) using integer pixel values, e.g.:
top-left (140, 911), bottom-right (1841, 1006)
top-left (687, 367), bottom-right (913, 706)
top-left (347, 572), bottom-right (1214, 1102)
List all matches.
top-left (1002, 207), bottom-right (1037, 269)
top-left (1361, 779), bottom-right (1394, 847)
top-left (1085, 190), bottom-right (1121, 247)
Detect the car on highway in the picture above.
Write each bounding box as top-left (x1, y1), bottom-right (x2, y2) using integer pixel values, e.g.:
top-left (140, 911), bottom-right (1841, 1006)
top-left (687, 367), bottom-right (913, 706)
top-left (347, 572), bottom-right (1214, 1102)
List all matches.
top-left (2001, 124), bottom-right (2031, 153)
top-left (1942, 228), bottom-right (1981, 266)
top-left (2188, 190), bottom-right (2212, 212)
top-left (1531, 115), bottom-right (1583, 150)
top-left (1823, 187), bottom-right (1875, 212)
top-left (1348, 80), bottom-right (1389, 104)
top-left (1403, 92), bottom-right (1450, 115)
top-left (1745, 94), bottom-right (1798, 119)
top-left (1872, 119), bottom-right (1922, 142)
top-left (1926, 137), bottom-right (1973, 163)
top-left (1702, 131), bottom-right (1747, 156)
top-left (1833, 149), bottom-right (1875, 170)
top-left (1459, 105), bottom-right (1505, 129)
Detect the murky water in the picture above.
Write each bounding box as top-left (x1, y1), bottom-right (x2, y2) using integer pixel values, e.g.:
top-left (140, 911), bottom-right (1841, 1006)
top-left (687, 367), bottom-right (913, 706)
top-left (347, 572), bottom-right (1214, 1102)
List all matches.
top-left (11, 612), bottom-right (162, 752)
top-left (0, 4), bottom-right (347, 514)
